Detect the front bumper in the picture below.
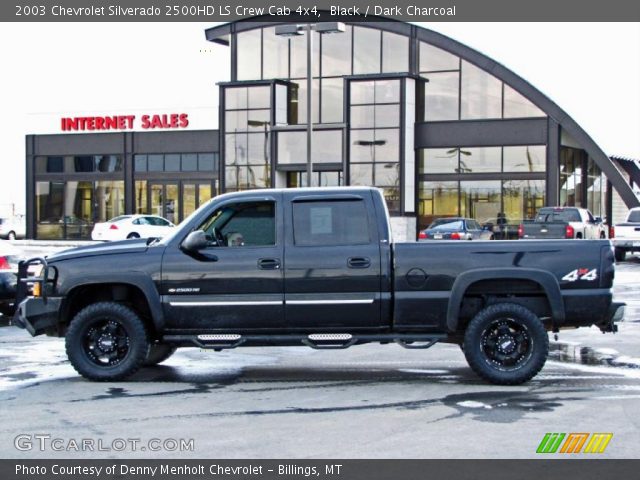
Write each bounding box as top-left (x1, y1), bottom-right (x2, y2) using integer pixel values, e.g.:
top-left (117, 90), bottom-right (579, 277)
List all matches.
top-left (13, 296), bottom-right (62, 336)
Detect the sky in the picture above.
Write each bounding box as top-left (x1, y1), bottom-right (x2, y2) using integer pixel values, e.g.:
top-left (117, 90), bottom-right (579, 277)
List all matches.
top-left (0, 22), bottom-right (638, 215)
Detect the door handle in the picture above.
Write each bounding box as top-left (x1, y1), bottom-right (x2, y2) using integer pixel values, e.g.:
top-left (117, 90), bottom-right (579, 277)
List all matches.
top-left (258, 258), bottom-right (281, 270)
top-left (348, 257), bottom-right (371, 269)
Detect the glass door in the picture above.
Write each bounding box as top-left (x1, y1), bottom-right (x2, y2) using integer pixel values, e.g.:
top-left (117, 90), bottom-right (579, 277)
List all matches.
top-left (149, 182), bottom-right (179, 224)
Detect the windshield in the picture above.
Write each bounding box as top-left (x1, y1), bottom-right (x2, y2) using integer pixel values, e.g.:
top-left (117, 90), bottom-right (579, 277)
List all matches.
top-left (428, 219), bottom-right (464, 230)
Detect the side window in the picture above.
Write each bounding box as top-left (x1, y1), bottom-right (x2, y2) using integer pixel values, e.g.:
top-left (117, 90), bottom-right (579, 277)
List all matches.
top-left (586, 211), bottom-right (595, 223)
top-left (292, 200), bottom-right (370, 246)
top-left (198, 201), bottom-right (276, 247)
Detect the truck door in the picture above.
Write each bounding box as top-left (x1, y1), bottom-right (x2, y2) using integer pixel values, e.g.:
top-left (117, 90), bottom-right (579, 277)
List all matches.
top-left (161, 195), bottom-right (285, 332)
top-left (283, 192), bottom-right (383, 331)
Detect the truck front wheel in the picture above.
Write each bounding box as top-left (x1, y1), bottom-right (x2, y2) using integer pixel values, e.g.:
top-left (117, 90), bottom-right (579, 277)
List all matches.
top-left (65, 302), bottom-right (149, 381)
top-left (463, 303), bottom-right (548, 385)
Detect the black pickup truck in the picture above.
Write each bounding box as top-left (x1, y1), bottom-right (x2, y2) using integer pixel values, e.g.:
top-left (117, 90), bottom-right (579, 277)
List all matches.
top-left (13, 187), bottom-right (624, 385)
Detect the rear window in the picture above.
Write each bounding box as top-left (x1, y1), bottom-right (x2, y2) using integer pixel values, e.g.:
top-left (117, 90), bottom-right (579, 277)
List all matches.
top-left (536, 209), bottom-right (581, 223)
top-left (429, 219), bottom-right (463, 230)
top-left (293, 200), bottom-right (370, 246)
top-left (628, 210), bottom-right (640, 223)
top-left (109, 216), bottom-right (131, 223)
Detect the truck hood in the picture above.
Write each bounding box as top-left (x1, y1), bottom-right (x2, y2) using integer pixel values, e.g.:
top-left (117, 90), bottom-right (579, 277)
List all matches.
top-left (47, 239), bottom-right (152, 263)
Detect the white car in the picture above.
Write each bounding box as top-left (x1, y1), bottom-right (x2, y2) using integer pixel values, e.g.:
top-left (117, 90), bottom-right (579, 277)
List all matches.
top-left (91, 215), bottom-right (175, 241)
top-left (0, 215), bottom-right (26, 240)
top-left (613, 207), bottom-right (640, 262)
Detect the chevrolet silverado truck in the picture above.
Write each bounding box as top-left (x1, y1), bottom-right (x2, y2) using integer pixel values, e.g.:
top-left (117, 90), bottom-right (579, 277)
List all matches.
top-left (519, 207), bottom-right (607, 240)
top-left (612, 207), bottom-right (640, 262)
top-left (13, 187), bottom-right (624, 385)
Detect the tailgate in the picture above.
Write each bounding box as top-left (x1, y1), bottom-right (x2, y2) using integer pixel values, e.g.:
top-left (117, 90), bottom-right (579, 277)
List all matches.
top-left (521, 223), bottom-right (567, 239)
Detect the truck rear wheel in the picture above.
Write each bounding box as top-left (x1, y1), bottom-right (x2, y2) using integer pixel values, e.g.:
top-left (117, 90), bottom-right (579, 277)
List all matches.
top-left (615, 248), bottom-right (626, 262)
top-left (144, 344), bottom-right (177, 366)
top-left (463, 303), bottom-right (548, 385)
top-left (65, 302), bottom-right (149, 381)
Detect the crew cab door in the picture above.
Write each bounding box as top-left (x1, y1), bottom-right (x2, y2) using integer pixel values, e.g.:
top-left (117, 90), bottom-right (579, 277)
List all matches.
top-left (161, 195), bottom-right (285, 332)
top-left (283, 192), bottom-right (383, 331)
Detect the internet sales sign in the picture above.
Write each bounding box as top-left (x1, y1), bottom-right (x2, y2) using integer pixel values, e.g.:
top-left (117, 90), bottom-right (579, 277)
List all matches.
top-left (60, 113), bottom-right (189, 132)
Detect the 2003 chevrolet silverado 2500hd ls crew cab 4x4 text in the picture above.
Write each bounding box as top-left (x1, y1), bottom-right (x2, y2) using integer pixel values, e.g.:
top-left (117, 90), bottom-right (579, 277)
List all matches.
top-left (13, 187), bottom-right (625, 385)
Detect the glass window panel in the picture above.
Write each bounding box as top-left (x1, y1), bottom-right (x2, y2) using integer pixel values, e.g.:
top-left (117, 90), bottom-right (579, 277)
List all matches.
top-left (321, 25), bottom-right (352, 76)
top-left (461, 61), bottom-right (502, 120)
top-left (290, 30), bottom-right (320, 78)
top-left (225, 87), bottom-right (247, 110)
top-left (374, 129), bottom-right (400, 163)
top-left (503, 179), bottom-right (545, 222)
top-left (350, 105), bottom-right (375, 129)
top-left (460, 181), bottom-right (501, 221)
top-left (164, 154), bottom-right (180, 172)
top-left (375, 163), bottom-right (399, 187)
top-left (350, 130), bottom-right (375, 163)
top-left (247, 109), bottom-right (270, 130)
top-left (226, 134), bottom-right (248, 166)
top-left (135, 180), bottom-right (147, 214)
top-left (247, 165), bottom-right (271, 188)
top-left (64, 181), bottom-right (93, 239)
top-left (350, 81), bottom-right (375, 105)
top-left (183, 184), bottom-right (197, 219)
top-left (382, 32), bottom-right (409, 73)
top-left (95, 181), bottom-right (124, 222)
top-left (148, 154), bottom-right (163, 172)
top-left (290, 80), bottom-right (320, 124)
top-left (350, 163), bottom-right (373, 186)
top-left (460, 147), bottom-right (501, 173)
top-left (262, 27), bottom-right (289, 79)
top-left (418, 181), bottom-right (459, 230)
top-left (353, 26), bottom-right (381, 74)
top-left (198, 153), bottom-right (216, 172)
top-left (374, 104), bottom-right (400, 128)
top-left (503, 85), bottom-right (545, 118)
top-left (321, 78), bottom-right (344, 123)
top-left (36, 181), bottom-right (65, 239)
top-left (277, 130), bottom-right (342, 164)
top-left (318, 171), bottom-right (342, 187)
top-left (248, 132), bottom-right (271, 166)
top-left (134, 155), bottom-right (147, 172)
top-left (225, 110), bottom-right (248, 132)
top-left (199, 183), bottom-right (212, 205)
top-left (45, 156), bottom-right (64, 173)
top-left (248, 86), bottom-right (271, 109)
top-left (95, 155), bottom-right (123, 172)
top-left (375, 79), bottom-right (401, 104)
top-left (181, 153), bottom-right (198, 171)
top-left (164, 184), bottom-right (179, 224)
top-left (424, 71), bottom-right (460, 121)
top-left (73, 156), bottom-right (94, 173)
top-left (503, 145), bottom-right (546, 172)
top-left (236, 29), bottom-right (262, 80)
top-left (420, 42), bottom-right (460, 72)
top-left (419, 148), bottom-right (459, 174)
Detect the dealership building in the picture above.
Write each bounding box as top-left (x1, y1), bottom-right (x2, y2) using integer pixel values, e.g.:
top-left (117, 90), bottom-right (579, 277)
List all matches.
top-left (25, 18), bottom-right (640, 240)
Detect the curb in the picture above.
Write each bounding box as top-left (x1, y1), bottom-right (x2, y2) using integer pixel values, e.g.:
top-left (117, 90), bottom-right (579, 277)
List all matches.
top-left (550, 341), bottom-right (640, 369)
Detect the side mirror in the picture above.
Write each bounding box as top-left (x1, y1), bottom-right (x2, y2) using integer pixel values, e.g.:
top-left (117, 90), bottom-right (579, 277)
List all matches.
top-left (181, 230), bottom-right (208, 252)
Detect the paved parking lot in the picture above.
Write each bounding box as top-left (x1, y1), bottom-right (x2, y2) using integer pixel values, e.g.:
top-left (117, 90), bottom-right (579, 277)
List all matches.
top-left (0, 244), bottom-right (639, 459)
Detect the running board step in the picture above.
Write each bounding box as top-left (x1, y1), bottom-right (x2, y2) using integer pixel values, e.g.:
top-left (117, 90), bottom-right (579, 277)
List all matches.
top-left (162, 333), bottom-right (446, 351)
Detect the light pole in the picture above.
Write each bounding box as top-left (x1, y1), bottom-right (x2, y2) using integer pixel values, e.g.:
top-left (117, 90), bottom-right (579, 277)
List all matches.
top-left (275, 22), bottom-right (345, 187)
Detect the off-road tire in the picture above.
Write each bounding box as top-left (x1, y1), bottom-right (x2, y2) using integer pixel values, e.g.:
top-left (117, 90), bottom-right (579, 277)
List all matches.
top-left (615, 248), bottom-right (626, 263)
top-left (463, 303), bottom-right (548, 385)
top-left (144, 344), bottom-right (178, 366)
top-left (65, 302), bottom-right (149, 381)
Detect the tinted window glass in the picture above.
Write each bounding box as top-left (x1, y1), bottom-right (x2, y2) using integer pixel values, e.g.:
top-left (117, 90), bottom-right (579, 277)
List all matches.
top-left (200, 202), bottom-right (276, 247)
top-left (429, 219), bottom-right (463, 230)
top-left (536, 209), bottom-right (581, 222)
top-left (293, 200), bottom-right (370, 246)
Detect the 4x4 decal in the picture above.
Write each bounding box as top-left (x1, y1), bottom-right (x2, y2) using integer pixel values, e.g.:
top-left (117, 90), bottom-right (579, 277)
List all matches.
top-left (562, 268), bottom-right (598, 282)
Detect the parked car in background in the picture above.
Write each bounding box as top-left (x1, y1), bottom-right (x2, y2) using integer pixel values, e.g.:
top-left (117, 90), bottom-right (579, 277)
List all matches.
top-left (0, 215), bottom-right (26, 240)
top-left (480, 216), bottom-right (521, 240)
top-left (0, 242), bottom-right (19, 315)
top-left (612, 207), bottom-right (640, 262)
top-left (91, 215), bottom-right (175, 241)
top-left (419, 217), bottom-right (494, 241)
top-left (519, 207), bottom-right (607, 240)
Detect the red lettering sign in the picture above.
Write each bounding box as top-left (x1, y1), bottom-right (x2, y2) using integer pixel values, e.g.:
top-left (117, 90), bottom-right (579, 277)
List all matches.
top-left (60, 114), bottom-right (189, 132)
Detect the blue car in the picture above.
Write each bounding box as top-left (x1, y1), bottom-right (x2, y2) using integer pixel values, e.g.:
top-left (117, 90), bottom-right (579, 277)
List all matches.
top-left (418, 217), bottom-right (494, 241)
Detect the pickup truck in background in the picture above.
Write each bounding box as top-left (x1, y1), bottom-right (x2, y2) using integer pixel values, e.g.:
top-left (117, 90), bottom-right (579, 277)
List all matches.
top-left (13, 188), bottom-right (624, 385)
top-left (519, 207), bottom-right (608, 240)
top-left (613, 207), bottom-right (640, 262)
